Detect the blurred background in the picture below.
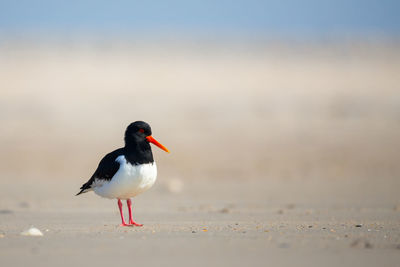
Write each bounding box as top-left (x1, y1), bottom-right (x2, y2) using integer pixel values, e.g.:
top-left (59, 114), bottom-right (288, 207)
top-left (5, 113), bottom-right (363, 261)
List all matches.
top-left (0, 0), bottom-right (399, 210)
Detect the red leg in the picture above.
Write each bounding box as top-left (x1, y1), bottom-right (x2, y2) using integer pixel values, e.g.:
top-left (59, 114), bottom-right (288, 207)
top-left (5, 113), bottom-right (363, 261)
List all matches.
top-left (118, 199), bottom-right (130, 226)
top-left (127, 199), bottom-right (143, 226)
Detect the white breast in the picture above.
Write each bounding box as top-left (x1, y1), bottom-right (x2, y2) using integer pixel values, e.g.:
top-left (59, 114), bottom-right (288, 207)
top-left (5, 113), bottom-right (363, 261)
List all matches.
top-left (93, 155), bottom-right (157, 199)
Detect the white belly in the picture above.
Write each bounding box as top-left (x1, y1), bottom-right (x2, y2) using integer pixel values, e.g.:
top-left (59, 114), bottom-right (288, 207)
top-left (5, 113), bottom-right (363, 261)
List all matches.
top-left (93, 155), bottom-right (157, 199)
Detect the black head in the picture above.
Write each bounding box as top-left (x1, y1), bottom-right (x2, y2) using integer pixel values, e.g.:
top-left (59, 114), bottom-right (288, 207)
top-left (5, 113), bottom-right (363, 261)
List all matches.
top-left (124, 121), bottom-right (152, 145)
top-left (124, 121), bottom-right (169, 155)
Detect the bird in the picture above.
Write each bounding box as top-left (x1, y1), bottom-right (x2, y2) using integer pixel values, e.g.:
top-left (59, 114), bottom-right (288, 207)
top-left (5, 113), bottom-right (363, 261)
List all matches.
top-left (76, 121), bottom-right (169, 226)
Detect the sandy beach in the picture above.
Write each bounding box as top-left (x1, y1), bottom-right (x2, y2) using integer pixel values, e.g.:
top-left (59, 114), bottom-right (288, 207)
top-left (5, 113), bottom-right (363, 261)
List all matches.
top-left (0, 41), bottom-right (399, 266)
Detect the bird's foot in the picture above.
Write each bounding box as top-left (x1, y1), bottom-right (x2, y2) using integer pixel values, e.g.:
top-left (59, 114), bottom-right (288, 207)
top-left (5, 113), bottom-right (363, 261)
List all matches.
top-left (129, 221), bottom-right (143, 227)
top-left (120, 222), bottom-right (133, 227)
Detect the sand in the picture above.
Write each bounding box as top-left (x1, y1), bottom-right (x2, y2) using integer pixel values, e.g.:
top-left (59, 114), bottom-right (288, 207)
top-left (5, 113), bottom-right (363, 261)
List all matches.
top-left (0, 40), bottom-right (399, 266)
top-left (1, 177), bottom-right (400, 267)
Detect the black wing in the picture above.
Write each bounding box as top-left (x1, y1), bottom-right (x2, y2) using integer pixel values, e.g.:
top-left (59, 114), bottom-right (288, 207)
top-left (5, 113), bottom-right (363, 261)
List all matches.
top-left (76, 148), bottom-right (124, 195)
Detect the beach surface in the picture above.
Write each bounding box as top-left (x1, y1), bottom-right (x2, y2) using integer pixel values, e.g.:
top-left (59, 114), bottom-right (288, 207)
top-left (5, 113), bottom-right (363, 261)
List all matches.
top-left (0, 41), bottom-right (399, 266)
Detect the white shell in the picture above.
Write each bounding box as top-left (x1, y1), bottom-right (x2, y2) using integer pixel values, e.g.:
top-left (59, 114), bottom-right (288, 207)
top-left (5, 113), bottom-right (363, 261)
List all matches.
top-left (20, 227), bottom-right (43, 237)
top-left (166, 178), bottom-right (184, 193)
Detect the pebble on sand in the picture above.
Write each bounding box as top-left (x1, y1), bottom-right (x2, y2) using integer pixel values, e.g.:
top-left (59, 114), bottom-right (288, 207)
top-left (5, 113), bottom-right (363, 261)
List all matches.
top-left (219, 207), bottom-right (231, 213)
top-left (350, 239), bottom-right (373, 249)
top-left (20, 227), bottom-right (43, 237)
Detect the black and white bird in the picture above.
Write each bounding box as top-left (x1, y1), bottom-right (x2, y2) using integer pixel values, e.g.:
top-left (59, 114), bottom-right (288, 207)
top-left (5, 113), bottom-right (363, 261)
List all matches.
top-left (76, 121), bottom-right (169, 226)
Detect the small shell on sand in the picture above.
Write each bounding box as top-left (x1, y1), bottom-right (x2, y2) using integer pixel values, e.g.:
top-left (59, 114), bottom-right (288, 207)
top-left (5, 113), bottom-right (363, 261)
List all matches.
top-left (166, 178), bottom-right (184, 193)
top-left (20, 227), bottom-right (43, 237)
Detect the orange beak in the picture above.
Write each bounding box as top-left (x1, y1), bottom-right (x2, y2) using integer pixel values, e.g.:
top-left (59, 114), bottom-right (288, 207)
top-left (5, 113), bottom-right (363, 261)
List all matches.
top-left (146, 136), bottom-right (170, 153)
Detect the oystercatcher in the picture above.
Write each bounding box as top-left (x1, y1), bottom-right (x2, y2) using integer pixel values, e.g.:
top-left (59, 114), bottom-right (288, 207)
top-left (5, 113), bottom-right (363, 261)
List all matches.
top-left (76, 121), bottom-right (169, 226)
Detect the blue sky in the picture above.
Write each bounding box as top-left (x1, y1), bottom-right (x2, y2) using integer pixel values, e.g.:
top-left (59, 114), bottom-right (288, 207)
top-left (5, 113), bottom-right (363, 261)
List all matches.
top-left (0, 0), bottom-right (399, 38)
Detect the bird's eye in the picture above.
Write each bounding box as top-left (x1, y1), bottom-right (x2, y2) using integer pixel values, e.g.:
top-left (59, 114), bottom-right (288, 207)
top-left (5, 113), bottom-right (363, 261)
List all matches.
top-left (138, 129), bottom-right (145, 133)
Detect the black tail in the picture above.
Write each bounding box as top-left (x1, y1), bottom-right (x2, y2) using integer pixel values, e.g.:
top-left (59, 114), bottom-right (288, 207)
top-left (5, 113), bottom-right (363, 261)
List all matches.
top-left (76, 179), bottom-right (93, 196)
top-left (75, 189), bottom-right (86, 196)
